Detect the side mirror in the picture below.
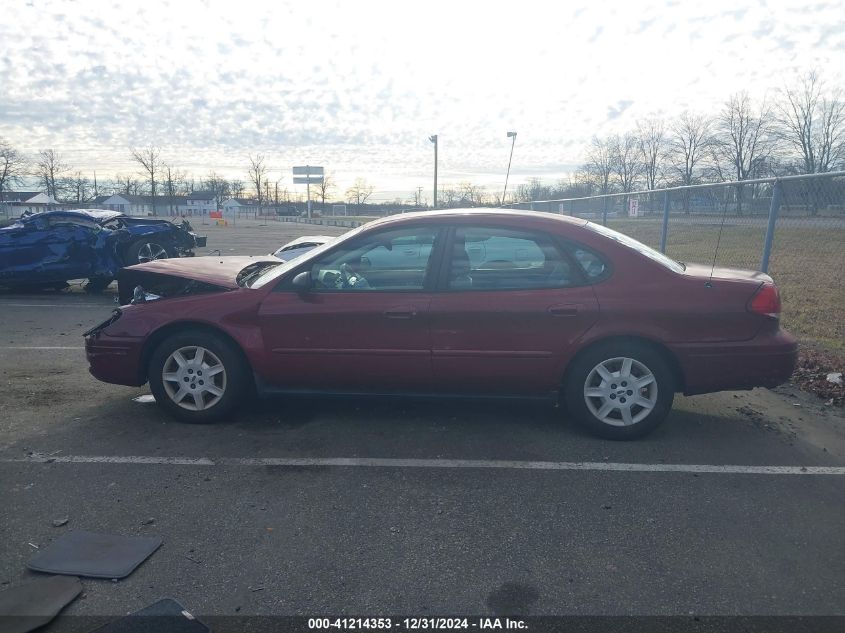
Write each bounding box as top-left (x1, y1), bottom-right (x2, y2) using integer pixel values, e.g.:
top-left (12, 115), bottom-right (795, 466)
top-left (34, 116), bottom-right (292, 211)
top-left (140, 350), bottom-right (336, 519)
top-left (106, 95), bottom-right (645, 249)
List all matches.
top-left (291, 270), bottom-right (312, 292)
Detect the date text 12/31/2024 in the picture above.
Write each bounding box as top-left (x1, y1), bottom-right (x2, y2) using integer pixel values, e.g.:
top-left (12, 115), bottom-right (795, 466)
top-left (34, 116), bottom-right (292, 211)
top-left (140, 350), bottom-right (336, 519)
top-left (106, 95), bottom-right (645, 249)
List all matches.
top-left (308, 618), bottom-right (528, 630)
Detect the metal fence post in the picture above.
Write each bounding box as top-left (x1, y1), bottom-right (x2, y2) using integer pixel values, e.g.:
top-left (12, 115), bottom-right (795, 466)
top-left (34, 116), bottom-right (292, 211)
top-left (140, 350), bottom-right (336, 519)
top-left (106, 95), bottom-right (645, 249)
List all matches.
top-left (602, 196), bottom-right (608, 226)
top-left (760, 180), bottom-right (782, 273)
top-left (660, 191), bottom-right (670, 253)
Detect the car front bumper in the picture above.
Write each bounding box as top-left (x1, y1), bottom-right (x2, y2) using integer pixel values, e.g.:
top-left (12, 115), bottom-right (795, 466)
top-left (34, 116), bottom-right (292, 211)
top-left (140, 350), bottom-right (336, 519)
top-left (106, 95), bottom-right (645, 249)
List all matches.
top-left (85, 335), bottom-right (147, 386)
top-left (671, 328), bottom-right (798, 395)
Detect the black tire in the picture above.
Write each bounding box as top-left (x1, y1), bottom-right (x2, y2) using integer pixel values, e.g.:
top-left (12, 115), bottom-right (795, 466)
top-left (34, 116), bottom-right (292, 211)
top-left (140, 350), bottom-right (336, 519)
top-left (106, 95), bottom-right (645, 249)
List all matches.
top-left (148, 329), bottom-right (249, 423)
top-left (563, 341), bottom-right (675, 440)
top-left (124, 238), bottom-right (173, 266)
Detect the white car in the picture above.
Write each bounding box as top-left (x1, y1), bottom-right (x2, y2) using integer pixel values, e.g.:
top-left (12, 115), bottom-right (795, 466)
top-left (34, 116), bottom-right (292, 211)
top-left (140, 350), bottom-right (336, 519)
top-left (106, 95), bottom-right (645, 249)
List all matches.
top-left (270, 235), bottom-right (335, 261)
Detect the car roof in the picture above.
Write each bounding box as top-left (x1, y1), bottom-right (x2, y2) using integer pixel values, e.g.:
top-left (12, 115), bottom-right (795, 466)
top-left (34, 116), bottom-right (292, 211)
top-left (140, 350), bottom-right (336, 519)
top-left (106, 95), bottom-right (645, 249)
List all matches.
top-left (363, 208), bottom-right (588, 230)
top-left (23, 209), bottom-right (124, 224)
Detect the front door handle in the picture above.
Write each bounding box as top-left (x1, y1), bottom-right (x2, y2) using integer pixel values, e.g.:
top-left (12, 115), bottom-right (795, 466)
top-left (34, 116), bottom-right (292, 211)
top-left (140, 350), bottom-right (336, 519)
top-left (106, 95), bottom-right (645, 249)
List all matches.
top-left (548, 305), bottom-right (578, 317)
top-left (384, 309), bottom-right (417, 319)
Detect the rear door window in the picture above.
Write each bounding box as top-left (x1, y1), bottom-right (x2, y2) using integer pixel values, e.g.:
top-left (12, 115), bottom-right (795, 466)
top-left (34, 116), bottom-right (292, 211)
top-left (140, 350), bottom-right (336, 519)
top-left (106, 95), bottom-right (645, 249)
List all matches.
top-left (447, 227), bottom-right (576, 291)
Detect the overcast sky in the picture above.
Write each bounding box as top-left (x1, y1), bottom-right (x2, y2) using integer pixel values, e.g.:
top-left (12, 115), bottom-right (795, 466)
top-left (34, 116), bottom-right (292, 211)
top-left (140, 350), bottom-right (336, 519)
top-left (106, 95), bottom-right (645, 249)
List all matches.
top-left (2, 0), bottom-right (844, 199)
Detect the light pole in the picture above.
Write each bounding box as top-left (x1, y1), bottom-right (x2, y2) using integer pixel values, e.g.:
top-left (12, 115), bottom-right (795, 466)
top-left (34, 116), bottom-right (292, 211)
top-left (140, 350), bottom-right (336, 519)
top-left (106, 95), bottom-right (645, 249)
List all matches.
top-left (429, 134), bottom-right (438, 209)
top-left (502, 131), bottom-right (517, 206)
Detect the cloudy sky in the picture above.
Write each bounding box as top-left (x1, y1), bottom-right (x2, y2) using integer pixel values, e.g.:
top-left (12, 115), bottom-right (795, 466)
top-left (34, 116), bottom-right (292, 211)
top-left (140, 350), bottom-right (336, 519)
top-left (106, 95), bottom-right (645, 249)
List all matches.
top-left (2, 0), bottom-right (844, 200)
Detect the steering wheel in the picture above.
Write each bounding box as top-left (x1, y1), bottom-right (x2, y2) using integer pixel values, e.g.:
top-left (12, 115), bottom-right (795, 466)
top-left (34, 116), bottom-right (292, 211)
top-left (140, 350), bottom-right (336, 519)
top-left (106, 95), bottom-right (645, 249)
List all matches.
top-left (339, 263), bottom-right (370, 289)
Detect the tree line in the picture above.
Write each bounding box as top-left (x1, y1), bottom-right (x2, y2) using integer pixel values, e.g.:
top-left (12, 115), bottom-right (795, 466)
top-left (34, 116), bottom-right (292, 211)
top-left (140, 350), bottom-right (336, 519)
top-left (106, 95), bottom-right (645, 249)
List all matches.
top-left (512, 70), bottom-right (845, 212)
top-left (0, 143), bottom-right (381, 213)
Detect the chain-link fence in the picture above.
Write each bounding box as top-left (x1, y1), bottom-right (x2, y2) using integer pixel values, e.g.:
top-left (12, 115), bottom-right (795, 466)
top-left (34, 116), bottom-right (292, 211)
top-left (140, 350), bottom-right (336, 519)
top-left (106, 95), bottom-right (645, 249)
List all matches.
top-left (508, 172), bottom-right (845, 350)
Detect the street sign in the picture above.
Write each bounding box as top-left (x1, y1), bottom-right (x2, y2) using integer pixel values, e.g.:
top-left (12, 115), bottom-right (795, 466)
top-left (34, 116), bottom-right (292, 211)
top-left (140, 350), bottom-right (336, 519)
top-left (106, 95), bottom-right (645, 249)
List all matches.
top-left (293, 166), bottom-right (324, 176)
top-left (628, 198), bottom-right (639, 218)
top-left (292, 166), bottom-right (325, 219)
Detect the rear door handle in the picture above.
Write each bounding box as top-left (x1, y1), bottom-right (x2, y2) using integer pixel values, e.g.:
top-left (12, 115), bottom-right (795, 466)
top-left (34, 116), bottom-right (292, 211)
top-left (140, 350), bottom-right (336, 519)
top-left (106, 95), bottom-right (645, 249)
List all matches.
top-left (384, 309), bottom-right (417, 319)
top-left (548, 305), bottom-right (578, 317)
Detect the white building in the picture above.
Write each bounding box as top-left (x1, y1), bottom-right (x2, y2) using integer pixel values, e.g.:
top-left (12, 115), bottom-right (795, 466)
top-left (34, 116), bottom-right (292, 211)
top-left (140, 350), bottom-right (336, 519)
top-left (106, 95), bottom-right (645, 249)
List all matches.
top-left (0, 191), bottom-right (61, 214)
top-left (99, 194), bottom-right (193, 216)
top-left (186, 191), bottom-right (217, 215)
top-left (222, 197), bottom-right (259, 217)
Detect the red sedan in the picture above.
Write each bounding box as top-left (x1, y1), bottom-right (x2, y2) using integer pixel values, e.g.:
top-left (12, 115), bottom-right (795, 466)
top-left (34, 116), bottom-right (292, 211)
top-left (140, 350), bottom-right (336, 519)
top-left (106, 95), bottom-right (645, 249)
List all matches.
top-left (85, 210), bottom-right (797, 439)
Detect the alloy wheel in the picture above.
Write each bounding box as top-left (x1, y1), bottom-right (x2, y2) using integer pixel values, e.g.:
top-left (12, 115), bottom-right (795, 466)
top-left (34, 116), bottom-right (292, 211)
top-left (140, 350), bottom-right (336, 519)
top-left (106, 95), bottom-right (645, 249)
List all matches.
top-left (583, 356), bottom-right (658, 427)
top-left (161, 346), bottom-right (227, 411)
top-left (138, 242), bottom-right (168, 263)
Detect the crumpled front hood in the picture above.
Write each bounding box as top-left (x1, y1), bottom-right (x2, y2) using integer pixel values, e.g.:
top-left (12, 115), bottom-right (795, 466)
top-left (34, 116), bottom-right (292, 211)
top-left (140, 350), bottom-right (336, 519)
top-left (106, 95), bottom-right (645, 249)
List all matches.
top-left (123, 255), bottom-right (280, 288)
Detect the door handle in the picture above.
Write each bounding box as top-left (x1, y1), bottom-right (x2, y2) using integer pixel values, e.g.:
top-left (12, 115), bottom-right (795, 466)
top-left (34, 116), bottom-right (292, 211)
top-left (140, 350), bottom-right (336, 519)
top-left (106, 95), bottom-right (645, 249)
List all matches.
top-left (548, 305), bottom-right (578, 317)
top-left (384, 309), bottom-right (417, 319)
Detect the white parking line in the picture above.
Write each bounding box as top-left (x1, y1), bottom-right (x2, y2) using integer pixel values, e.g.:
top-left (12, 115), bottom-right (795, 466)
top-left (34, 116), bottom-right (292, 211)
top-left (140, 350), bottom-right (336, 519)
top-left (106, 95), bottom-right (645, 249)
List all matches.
top-left (1, 346), bottom-right (84, 350)
top-left (0, 303), bottom-right (110, 308)
top-left (4, 454), bottom-right (844, 475)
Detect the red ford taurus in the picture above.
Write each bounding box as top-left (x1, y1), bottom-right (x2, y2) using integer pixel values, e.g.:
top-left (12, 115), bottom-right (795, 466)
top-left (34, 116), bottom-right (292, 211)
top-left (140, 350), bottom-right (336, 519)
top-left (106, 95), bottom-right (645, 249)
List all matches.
top-left (85, 210), bottom-right (797, 439)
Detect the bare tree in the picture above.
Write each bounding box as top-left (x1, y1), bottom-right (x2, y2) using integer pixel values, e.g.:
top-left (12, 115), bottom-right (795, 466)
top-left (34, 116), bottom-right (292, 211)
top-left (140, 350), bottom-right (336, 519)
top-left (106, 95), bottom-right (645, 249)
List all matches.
top-left (0, 138), bottom-right (27, 194)
top-left (130, 145), bottom-right (162, 215)
top-left (247, 155), bottom-right (267, 213)
top-left (777, 70), bottom-right (845, 174)
top-left (670, 113), bottom-right (712, 186)
top-left (35, 149), bottom-right (69, 199)
top-left (636, 120), bottom-right (665, 190)
top-left (68, 172), bottom-right (94, 204)
top-left (204, 171), bottom-right (230, 211)
top-left (346, 178), bottom-right (374, 208)
top-left (515, 178), bottom-right (553, 203)
top-left (610, 133), bottom-right (641, 193)
top-left (583, 136), bottom-right (614, 194)
top-left (712, 93), bottom-right (777, 214)
top-left (230, 179), bottom-right (245, 198)
top-left (315, 173), bottom-right (336, 213)
top-left (113, 173), bottom-right (141, 196)
top-left (668, 113), bottom-right (713, 212)
top-left (437, 185), bottom-right (459, 207)
top-left (458, 181), bottom-right (484, 206)
top-left (162, 163), bottom-right (187, 215)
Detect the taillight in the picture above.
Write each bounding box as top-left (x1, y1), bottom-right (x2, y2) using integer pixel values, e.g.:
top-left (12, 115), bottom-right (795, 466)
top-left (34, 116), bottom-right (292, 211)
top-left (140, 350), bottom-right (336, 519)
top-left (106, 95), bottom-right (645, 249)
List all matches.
top-left (748, 283), bottom-right (781, 319)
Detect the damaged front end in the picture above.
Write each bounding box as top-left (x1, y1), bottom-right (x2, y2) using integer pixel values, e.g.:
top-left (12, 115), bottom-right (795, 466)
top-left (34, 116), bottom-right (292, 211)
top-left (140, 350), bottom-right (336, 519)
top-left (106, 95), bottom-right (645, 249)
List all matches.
top-left (117, 267), bottom-right (229, 306)
top-left (117, 216), bottom-right (207, 255)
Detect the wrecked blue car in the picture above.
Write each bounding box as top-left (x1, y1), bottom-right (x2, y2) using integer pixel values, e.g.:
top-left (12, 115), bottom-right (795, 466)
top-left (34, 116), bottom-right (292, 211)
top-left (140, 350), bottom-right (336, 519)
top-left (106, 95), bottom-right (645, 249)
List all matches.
top-left (0, 209), bottom-right (207, 291)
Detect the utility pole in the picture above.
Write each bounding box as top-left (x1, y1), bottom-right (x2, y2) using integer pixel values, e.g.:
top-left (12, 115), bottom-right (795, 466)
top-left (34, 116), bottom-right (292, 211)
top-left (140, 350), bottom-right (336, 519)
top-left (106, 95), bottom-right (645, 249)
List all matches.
top-left (502, 131), bottom-right (517, 206)
top-left (429, 135), bottom-right (438, 209)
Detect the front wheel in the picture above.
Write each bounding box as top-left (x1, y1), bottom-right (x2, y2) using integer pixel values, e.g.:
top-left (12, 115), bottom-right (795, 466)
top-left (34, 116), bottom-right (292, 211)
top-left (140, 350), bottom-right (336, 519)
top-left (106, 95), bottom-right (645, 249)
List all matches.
top-left (148, 330), bottom-right (249, 423)
top-left (563, 342), bottom-right (675, 440)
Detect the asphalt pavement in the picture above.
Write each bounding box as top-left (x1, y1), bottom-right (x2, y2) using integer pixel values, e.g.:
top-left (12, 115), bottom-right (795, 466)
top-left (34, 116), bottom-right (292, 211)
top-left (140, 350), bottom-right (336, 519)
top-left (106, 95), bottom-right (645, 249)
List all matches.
top-left (1, 219), bottom-right (843, 628)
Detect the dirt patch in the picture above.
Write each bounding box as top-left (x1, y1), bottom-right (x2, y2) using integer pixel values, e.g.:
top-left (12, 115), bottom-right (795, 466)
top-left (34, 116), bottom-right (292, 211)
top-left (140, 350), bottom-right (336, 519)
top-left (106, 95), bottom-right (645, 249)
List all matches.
top-left (792, 345), bottom-right (845, 408)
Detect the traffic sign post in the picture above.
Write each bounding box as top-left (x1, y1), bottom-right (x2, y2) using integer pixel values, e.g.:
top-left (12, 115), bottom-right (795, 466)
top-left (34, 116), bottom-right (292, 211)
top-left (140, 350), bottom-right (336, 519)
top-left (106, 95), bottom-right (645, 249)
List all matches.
top-left (293, 166), bottom-right (324, 219)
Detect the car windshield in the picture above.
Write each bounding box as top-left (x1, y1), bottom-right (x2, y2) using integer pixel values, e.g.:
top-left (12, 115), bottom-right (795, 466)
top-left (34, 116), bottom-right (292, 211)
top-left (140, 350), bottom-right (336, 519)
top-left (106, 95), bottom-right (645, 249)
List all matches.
top-left (249, 226), bottom-right (365, 288)
top-left (585, 222), bottom-right (685, 273)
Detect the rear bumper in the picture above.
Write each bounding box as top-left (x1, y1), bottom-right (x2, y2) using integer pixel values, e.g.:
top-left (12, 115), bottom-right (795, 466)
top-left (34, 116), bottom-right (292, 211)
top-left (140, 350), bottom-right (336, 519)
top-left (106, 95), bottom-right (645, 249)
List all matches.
top-left (671, 328), bottom-right (798, 395)
top-left (85, 335), bottom-right (146, 386)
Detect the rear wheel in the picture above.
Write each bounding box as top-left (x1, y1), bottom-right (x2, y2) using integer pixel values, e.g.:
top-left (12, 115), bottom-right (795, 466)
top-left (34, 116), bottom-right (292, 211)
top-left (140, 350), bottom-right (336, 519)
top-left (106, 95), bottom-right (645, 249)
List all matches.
top-left (125, 238), bottom-right (172, 265)
top-left (148, 330), bottom-right (249, 423)
top-left (564, 341), bottom-right (675, 440)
